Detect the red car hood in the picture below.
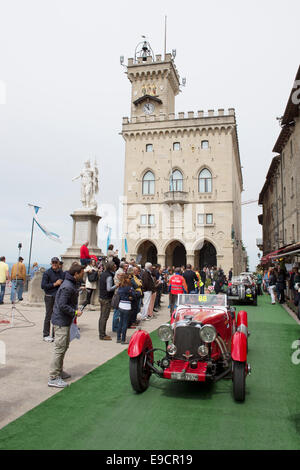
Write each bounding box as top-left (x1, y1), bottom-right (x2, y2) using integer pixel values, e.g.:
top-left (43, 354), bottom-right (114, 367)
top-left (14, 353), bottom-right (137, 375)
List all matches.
top-left (174, 306), bottom-right (228, 324)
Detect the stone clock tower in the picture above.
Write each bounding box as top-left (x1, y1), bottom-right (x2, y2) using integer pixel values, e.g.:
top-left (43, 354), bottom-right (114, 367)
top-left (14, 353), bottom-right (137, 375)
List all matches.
top-left (121, 41), bottom-right (246, 274)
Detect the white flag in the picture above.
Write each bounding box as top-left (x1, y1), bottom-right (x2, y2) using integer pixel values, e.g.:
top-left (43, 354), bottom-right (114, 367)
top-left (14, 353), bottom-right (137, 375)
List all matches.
top-left (28, 204), bottom-right (62, 243)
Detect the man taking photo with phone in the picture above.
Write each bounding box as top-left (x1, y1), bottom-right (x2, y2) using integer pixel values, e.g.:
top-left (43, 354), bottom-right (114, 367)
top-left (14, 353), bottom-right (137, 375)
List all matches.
top-left (48, 263), bottom-right (85, 388)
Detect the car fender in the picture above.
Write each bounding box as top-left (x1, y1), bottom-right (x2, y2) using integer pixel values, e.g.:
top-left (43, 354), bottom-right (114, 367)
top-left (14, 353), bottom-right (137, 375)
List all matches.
top-left (231, 331), bottom-right (247, 362)
top-left (128, 329), bottom-right (153, 359)
top-left (237, 310), bottom-right (248, 328)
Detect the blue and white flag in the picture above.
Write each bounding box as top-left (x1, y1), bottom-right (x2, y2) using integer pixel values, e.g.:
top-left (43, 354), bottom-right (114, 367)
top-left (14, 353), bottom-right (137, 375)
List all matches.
top-left (106, 227), bottom-right (112, 252)
top-left (28, 204), bottom-right (62, 243)
top-left (124, 237), bottom-right (128, 254)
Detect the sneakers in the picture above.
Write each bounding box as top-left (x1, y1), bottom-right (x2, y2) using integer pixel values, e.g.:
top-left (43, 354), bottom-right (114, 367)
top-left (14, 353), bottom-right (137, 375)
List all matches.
top-left (116, 339), bottom-right (121, 343)
top-left (43, 336), bottom-right (54, 343)
top-left (60, 370), bottom-right (71, 380)
top-left (48, 377), bottom-right (69, 388)
top-left (99, 335), bottom-right (112, 341)
top-left (121, 340), bottom-right (130, 345)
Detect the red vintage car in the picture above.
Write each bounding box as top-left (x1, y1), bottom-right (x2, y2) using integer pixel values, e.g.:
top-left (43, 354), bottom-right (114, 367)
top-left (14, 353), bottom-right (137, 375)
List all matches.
top-left (128, 294), bottom-right (251, 402)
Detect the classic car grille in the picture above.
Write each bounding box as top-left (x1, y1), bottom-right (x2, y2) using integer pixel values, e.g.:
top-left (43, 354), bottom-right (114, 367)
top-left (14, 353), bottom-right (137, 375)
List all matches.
top-left (174, 326), bottom-right (202, 357)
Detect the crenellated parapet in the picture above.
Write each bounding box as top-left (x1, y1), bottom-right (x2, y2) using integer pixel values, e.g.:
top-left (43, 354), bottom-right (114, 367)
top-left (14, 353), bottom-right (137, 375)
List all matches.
top-left (127, 52), bottom-right (180, 96)
top-left (122, 108), bottom-right (236, 140)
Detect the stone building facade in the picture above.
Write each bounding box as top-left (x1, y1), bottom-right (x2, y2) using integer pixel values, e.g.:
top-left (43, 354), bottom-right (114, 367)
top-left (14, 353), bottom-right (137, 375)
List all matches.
top-left (259, 65), bottom-right (300, 256)
top-left (121, 45), bottom-right (245, 274)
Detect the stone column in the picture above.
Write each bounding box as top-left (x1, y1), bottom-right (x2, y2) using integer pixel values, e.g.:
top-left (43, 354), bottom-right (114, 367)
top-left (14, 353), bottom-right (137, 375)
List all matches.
top-left (61, 209), bottom-right (103, 270)
top-left (157, 254), bottom-right (165, 267)
top-left (61, 209), bottom-right (104, 306)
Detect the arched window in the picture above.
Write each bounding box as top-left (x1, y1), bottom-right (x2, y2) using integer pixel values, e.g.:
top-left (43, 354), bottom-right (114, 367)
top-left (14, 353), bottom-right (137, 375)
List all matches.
top-left (170, 169), bottom-right (183, 191)
top-left (201, 140), bottom-right (209, 149)
top-left (173, 142), bottom-right (181, 151)
top-left (142, 171), bottom-right (155, 195)
top-left (199, 168), bottom-right (212, 193)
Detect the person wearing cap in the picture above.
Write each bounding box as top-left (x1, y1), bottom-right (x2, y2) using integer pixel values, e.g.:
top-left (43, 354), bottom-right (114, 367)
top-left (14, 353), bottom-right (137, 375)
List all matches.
top-left (41, 257), bottom-right (65, 342)
top-left (10, 257), bottom-right (26, 303)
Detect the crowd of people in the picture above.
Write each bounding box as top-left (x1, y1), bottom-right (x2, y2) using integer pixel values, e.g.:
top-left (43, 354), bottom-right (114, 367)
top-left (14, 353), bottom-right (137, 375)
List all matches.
top-left (2, 240), bottom-right (300, 389)
top-left (261, 265), bottom-right (300, 307)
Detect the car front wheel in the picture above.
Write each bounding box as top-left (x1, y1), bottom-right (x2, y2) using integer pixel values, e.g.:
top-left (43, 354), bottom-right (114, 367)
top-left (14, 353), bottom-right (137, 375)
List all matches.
top-left (129, 351), bottom-right (151, 393)
top-left (232, 360), bottom-right (246, 402)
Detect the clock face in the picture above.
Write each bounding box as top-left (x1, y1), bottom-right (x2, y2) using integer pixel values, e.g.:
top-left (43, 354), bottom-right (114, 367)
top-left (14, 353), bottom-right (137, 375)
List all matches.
top-left (143, 102), bottom-right (155, 115)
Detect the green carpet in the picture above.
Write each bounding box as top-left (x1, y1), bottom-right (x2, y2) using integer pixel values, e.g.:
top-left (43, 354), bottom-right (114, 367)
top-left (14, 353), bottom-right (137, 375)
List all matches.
top-left (1, 294), bottom-right (300, 450)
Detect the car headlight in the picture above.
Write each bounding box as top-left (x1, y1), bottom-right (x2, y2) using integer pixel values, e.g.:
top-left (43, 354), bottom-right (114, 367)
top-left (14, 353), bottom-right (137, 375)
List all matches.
top-left (198, 344), bottom-right (209, 357)
top-left (200, 324), bottom-right (217, 343)
top-left (158, 324), bottom-right (173, 342)
top-left (167, 344), bottom-right (177, 356)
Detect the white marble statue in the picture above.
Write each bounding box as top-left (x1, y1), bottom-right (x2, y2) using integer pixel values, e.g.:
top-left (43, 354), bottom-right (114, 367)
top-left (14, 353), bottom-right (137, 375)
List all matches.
top-left (72, 159), bottom-right (99, 210)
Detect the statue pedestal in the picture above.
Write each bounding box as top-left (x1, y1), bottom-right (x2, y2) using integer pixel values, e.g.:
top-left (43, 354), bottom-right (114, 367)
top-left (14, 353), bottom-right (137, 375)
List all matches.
top-left (61, 209), bottom-right (103, 270)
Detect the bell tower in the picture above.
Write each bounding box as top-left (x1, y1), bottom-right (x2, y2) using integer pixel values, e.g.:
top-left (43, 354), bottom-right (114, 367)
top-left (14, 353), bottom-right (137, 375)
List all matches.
top-left (126, 40), bottom-right (181, 118)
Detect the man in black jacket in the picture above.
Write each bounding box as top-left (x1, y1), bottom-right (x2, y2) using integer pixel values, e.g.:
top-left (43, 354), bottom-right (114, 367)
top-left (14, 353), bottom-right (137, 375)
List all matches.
top-left (48, 263), bottom-right (84, 388)
top-left (41, 257), bottom-right (65, 342)
top-left (183, 264), bottom-right (198, 293)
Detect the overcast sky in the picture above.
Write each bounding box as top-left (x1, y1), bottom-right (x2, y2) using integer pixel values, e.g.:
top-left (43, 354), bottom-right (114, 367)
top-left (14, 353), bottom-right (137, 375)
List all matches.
top-left (0, 0), bottom-right (299, 270)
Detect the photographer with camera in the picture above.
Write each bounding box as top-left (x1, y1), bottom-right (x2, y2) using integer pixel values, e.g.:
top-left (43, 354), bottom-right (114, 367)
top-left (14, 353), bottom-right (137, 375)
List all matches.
top-left (41, 257), bottom-right (65, 342)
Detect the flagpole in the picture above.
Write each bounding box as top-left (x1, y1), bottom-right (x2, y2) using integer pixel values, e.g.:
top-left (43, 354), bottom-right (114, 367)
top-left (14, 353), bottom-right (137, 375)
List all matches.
top-left (27, 218), bottom-right (35, 274)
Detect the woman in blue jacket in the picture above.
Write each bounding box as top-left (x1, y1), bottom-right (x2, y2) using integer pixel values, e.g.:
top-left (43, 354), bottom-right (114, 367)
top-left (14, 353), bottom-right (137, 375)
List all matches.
top-left (117, 274), bottom-right (136, 344)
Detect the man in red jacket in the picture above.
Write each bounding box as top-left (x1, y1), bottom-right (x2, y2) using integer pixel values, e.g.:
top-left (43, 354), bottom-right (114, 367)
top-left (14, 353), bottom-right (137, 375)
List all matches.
top-left (80, 241), bottom-right (91, 266)
top-left (168, 267), bottom-right (188, 315)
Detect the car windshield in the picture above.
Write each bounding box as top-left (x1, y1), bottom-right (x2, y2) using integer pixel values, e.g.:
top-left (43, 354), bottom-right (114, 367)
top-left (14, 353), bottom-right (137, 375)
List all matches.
top-left (232, 275), bottom-right (250, 282)
top-left (177, 293), bottom-right (227, 308)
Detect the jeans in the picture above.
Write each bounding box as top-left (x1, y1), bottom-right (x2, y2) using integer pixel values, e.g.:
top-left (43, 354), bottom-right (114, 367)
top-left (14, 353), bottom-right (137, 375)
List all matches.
top-left (112, 308), bottom-right (120, 332)
top-left (99, 298), bottom-right (112, 338)
top-left (169, 293), bottom-right (178, 315)
top-left (154, 285), bottom-right (162, 308)
top-left (0, 283), bottom-right (6, 303)
top-left (80, 258), bottom-right (91, 267)
top-left (141, 291), bottom-right (152, 319)
top-left (49, 325), bottom-right (70, 379)
top-left (117, 308), bottom-right (130, 342)
top-left (269, 285), bottom-right (276, 303)
top-left (43, 295), bottom-right (55, 337)
top-left (10, 280), bottom-right (24, 302)
top-left (82, 288), bottom-right (94, 307)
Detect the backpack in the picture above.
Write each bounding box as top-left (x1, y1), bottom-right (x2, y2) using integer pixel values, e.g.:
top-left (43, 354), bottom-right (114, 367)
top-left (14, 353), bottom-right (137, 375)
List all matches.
top-left (87, 269), bottom-right (98, 283)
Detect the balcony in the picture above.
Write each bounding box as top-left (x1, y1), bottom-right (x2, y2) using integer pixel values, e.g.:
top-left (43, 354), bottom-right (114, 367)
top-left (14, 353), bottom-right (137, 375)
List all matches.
top-left (163, 191), bottom-right (189, 204)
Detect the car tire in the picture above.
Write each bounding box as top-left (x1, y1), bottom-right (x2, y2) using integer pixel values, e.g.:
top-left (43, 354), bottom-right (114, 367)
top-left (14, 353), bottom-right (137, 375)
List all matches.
top-left (232, 360), bottom-right (246, 402)
top-left (129, 351), bottom-right (151, 393)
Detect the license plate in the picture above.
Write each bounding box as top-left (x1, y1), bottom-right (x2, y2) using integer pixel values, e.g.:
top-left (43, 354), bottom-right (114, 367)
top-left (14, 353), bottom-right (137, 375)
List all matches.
top-left (171, 372), bottom-right (199, 381)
